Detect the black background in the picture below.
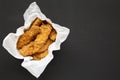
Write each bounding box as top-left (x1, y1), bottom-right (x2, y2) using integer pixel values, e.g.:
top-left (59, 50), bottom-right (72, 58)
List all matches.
top-left (0, 0), bottom-right (120, 80)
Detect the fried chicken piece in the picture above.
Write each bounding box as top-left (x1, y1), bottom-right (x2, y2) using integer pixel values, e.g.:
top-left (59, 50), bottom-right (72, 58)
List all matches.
top-left (31, 18), bottom-right (42, 26)
top-left (32, 50), bottom-right (48, 60)
top-left (38, 39), bottom-right (53, 53)
top-left (17, 18), bottom-right (42, 49)
top-left (17, 25), bottom-right (40, 49)
top-left (50, 29), bottom-right (57, 41)
top-left (19, 23), bottom-right (52, 56)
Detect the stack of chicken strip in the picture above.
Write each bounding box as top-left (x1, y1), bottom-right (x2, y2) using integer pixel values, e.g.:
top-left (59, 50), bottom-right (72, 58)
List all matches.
top-left (17, 18), bottom-right (57, 60)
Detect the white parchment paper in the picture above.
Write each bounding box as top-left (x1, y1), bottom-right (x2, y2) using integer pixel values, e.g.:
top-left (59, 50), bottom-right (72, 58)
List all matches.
top-left (2, 2), bottom-right (70, 78)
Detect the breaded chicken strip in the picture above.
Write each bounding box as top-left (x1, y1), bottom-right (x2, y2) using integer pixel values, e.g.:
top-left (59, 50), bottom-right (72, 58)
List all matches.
top-left (19, 24), bottom-right (52, 56)
top-left (17, 26), bottom-right (40, 49)
top-left (17, 18), bottom-right (42, 49)
top-left (50, 29), bottom-right (57, 41)
top-left (38, 39), bottom-right (53, 53)
top-left (32, 39), bottom-right (53, 60)
top-left (32, 50), bottom-right (48, 60)
top-left (31, 18), bottom-right (42, 26)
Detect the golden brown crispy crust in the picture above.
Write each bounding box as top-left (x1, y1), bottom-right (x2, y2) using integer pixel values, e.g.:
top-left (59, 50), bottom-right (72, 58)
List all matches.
top-left (17, 18), bottom-right (57, 60)
top-left (17, 26), bottom-right (40, 49)
top-left (17, 18), bottom-right (42, 49)
top-left (50, 29), bottom-right (57, 41)
top-left (38, 39), bottom-right (53, 53)
top-left (32, 50), bottom-right (48, 60)
top-left (31, 18), bottom-right (42, 26)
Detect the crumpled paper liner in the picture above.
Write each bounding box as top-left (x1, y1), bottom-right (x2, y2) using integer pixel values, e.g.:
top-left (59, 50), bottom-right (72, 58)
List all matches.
top-left (2, 2), bottom-right (70, 78)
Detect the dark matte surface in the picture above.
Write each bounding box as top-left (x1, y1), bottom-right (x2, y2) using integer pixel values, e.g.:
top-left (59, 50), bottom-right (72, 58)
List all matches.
top-left (0, 0), bottom-right (120, 80)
